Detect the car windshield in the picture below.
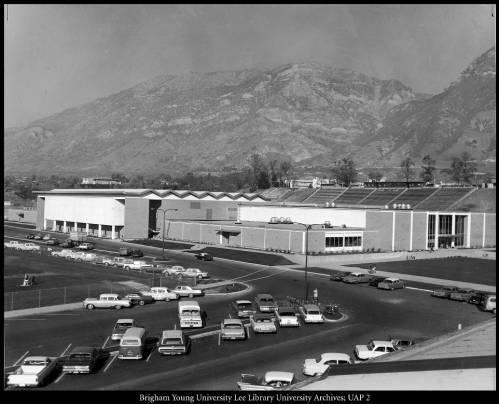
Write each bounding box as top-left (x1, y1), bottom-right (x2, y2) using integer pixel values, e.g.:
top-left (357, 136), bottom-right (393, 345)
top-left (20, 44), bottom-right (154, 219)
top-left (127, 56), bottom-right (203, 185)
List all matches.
top-left (366, 341), bottom-right (375, 350)
top-left (121, 339), bottom-right (140, 346)
top-left (260, 298), bottom-right (274, 303)
top-left (24, 359), bottom-right (48, 365)
top-left (182, 310), bottom-right (199, 315)
top-left (238, 303), bottom-right (252, 309)
top-left (307, 310), bottom-right (320, 315)
top-left (280, 311), bottom-right (295, 316)
top-left (256, 318), bottom-right (271, 323)
top-left (162, 338), bottom-right (182, 345)
top-left (70, 353), bottom-right (91, 359)
top-left (114, 323), bottom-right (133, 330)
top-left (225, 324), bottom-right (242, 329)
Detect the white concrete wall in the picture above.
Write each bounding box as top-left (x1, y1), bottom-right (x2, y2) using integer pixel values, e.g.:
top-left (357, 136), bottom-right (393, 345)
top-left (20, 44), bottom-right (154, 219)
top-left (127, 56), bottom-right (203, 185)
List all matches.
top-left (239, 205), bottom-right (367, 228)
top-left (44, 195), bottom-right (125, 225)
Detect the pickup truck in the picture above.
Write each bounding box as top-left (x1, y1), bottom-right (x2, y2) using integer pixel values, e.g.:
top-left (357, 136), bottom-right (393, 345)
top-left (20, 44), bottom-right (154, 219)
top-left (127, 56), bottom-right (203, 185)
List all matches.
top-left (6, 356), bottom-right (58, 387)
top-left (62, 346), bottom-right (100, 374)
top-left (177, 268), bottom-right (208, 280)
top-left (83, 293), bottom-right (132, 310)
top-left (171, 285), bottom-right (204, 298)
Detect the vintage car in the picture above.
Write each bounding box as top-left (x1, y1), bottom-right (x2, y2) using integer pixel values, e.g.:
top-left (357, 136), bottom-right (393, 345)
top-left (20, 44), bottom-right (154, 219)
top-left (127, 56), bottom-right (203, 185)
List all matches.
top-left (388, 336), bottom-right (415, 350)
top-left (275, 306), bottom-right (300, 327)
top-left (140, 287), bottom-right (179, 301)
top-left (33, 234), bottom-right (43, 240)
top-left (178, 300), bottom-right (203, 328)
top-left (75, 242), bottom-right (94, 250)
top-left (171, 285), bottom-right (204, 298)
top-left (119, 247), bottom-right (144, 257)
top-left (329, 271), bottom-right (352, 282)
top-left (468, 291), bottom-right (489, 305)
top-left (44, 238), bottom-right (60, 246)
top-left (25, 234), bottom-right (36, 240)
top-left (480, 294), bottom-right (496, 314)
top-left (237, 371), bottom-right (295, 391)
top-left (254, 294), bottom-right (277, 313)
top-left (62, 346), bottom-right (101, 374)
top-left (83, 293), bottom-right (132, 310)
top-left (298, 304), bottom-right (324, 324)
top-left (72, 252), bottom-right (99, 262)
top-left (354, 340), bottom-right (396, 360)
top-left (302, 353), bottom-right (352, 376)
top-left (195, 252), bottom-right (213, 261)
top-left (122, 260), bottom-right (154, 271)
top-left (60, 239), bottom-right (77, 248)
top-left (42, 234), bottom-right (52, 241)
top-left (369, 276), bottom-right (388, 287)
top-left (432, 286), bottom-right (462, 298)
top-left (4, 240), bottom-right (23, 248)
top-left (449, 289), bottom-right (476, 302)
top-left (220, 319), bottom-right (247, 340)
top-left (18, 243), bottom-right (41, 252)
top-left (111, 319), bottom-right (136, 340)
top-left (124, 291), bottom-right (155, 306)
top-left (50, 249), bottom-right (74, 258)
top-left (162, 265), bottom-right (186, 277)
top-left (231, 300), bottom-right (256, 318)
top-left (377, 278), bottom-right (405, 290)
top-left (177, 268), bottom-right (209, 280)
top-left (342, 272), bottom-right (374, 284)
top-left (250, 313), bottom-right (277, 334)
top-left (158, 330), bottom-right (190, 355)
top-left (6, 356), bottom-right (59, 387)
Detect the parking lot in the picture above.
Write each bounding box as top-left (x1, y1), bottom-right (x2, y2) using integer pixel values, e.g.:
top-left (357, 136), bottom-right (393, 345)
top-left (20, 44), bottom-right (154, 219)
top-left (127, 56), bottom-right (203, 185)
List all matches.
top-left (4, 224), bottom-right (495, 390)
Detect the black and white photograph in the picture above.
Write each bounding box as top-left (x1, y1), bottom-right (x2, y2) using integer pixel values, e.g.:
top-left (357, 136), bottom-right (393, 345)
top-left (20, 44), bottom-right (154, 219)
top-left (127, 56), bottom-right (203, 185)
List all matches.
top-left (4, 4), bottom-right (496, 393)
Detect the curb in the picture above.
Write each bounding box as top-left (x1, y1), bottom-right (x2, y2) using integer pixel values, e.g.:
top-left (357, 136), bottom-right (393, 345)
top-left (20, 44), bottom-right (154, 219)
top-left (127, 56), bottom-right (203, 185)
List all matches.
top-left (4, 303), bottom-right (83, 318)
top-left (323, 312), bottom-right (349, 323)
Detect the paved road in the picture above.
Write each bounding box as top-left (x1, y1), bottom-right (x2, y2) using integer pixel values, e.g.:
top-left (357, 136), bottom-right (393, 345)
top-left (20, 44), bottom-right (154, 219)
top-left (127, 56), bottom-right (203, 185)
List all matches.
top-left (4, 225), bottom-right (493, 390)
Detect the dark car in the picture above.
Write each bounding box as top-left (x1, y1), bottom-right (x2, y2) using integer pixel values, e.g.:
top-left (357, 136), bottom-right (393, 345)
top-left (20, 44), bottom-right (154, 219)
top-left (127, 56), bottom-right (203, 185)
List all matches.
top-left (119, 248), bottom-right (144, 258)
top-left (369, 276), bottom-right (387, 287)
top-left (468, 291), bottom-right (488, 305)
top-left (329, 271), bottom-right (352, 282)
top-left (26, 234), bottom-right (35, 239)
top-left (449, 289), bottom-right (476, 302)
top-left (431, 286), bottom-right (461, 298)
top-left (62, 346), bottom-right (101, 374)
top-left (124, 292), bottom-right (155, 306)
top-left (60, 239), bottom-right (77, 248)
top-left (195, 252), bottom-right (213, 261)
top-left (342, 273), bottom-right (375, 284)
top-left (45, 238), bottom-right (60, 246)
top-left (388, 336), bottom-right (415, 350)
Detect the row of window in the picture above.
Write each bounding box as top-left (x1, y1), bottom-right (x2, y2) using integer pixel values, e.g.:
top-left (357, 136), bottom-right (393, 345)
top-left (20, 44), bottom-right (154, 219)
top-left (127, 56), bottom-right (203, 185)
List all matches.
top-left (325, 236), bottom-right (362, 248)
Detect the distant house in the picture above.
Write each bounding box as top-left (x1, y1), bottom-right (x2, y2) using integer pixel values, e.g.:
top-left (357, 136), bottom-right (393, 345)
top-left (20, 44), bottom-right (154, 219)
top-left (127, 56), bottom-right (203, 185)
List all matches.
top-left (81, 178), bottom-right (122, 188)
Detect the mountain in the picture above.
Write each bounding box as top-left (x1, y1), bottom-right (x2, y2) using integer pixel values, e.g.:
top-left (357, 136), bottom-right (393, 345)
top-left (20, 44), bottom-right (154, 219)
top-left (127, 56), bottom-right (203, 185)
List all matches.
top-left (5, 48), bottom-right (495, 176)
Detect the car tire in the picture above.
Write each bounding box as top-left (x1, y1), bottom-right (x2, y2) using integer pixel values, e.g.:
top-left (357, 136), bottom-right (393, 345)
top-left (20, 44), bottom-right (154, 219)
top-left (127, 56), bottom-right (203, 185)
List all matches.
top-left (115, 305), bottom-right (122, 310)
top-left (86, 304), bottom-right (95, 310)
top-left (139, 300), bottom-right (145, 306)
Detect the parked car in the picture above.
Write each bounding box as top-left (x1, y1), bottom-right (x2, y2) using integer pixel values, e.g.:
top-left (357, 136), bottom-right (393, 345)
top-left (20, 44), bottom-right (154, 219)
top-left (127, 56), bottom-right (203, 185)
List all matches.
top-left (195, 252), bottom-right (213, 261)
top-left (6, 356), bottom-right (58, 387)
top-left (231, 300), bottom-right (256, 318)
top-left (119, 247), bottom-right (144, 257)
top-left (18, 243), bottom-right (41, 252)
top-left (275, 306), bottom-right (300, 327)
top-left (118, 327), bottom-right (147, 360)
top-left (162, 265), bottom-right (186, 277)
top-left (110, 257), bottom-right (134, 268)
top-left (50, 249), bottom-right (74, 258)
top-left (4, 240), bottom-right (23, 249)
top-left (177, 267), bottom-right (208, 280)
top-left (60, 239), bottom-right (77, 248)
top-left (449, 289), bottom-right (476, 302)
top-left (42, 234), bottom-right (52, 241)
top-left (124, 292), bottom-right (155, 306)
top-left (75, 242), bottom-right (95, 250)
top-left (72, 252), bottom-right (99, 262)
top-left (171, 285), bottom-right (204, 298)
top-left (369, 276), bottom-right (388, 287)
top-left (254, 294), bottom-right (277, 313)
top-left (480, 294), bottom-right (496, 314)
top-left (141, 287), bottom-right (179, 301)
top-left (158, 330), bottom-right (190, 355)
top-left (83, 293), bottom-right (132, 310)
top-left (44, 238), bottom-right (60, 246)
top-left (329, 271), bottom-right (352, 282)
top-left (25, 234), bottom-right (35, 240)
top-left (298, 304), bottom-right (324, 324)
top-left (354, 340), bottom-right (396, 360)
top-left (377, 278), bottom-right (405, 290)
top-left (178, 300), bottom-right (203, 328)
top-left (111, 319), bottom-right (136, 340)
top-left (250, 313), bottom-right (277, 334)
top-left (237, 371), bottom-right (295, 390)
top-left (33, 234), bottom-right (43, 240)
top-left (432, 286), bottom-right (461, 298)
top-left (388, 336), bottom-right (415, 350)
top-left (220, 318), bottom-right (246, 340)
top-left (122, 260), bottom-right (154, 271)
top-left (302, 353), bottom-right (352, 376)
top-left (468, 291), bottom-right (489, 305)
top-left (62, 346), bottom-right (101, 374)
top-left (342, 272), bottom-right (374, 284)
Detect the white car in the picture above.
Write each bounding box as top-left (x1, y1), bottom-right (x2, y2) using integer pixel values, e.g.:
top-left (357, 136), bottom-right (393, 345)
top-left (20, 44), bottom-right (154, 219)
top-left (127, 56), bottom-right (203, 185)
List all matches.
top-left (250, 313), bottom-right (277, 334)
top-left (162, 265), bottom-right (186, 276)
top-left (302, 353), bottom-right (352, 376)
top-left (18, 243), bottom-right (41, 252)
top-left (4, 240), bottom-right (22, 249)
top-left (171, 285), bottom-right (204, 298)
top-left (75, 242), bottom-right (94, 250)
top-left (122, 260), bottom-right (154, 271)
top-left (51, 249), bottom-right (74, 258)
top-left (354, 340), bottom-right (396, 361)
top-left (299, 304), bottom-right (324, 323)
top-left (6, 356), bottom-right (58, 387)
top-left (72, 252), bottom-right (99, 262)
top-left (141, 287), bottom-right (179, 301)
top-left (237, 371), bottom-right (295, 391)
top-left (220, 319), bottom-right (246, 340)
top-left (177, 267), bottom-right (208, 280)
top-left (275, 306), bottom-right (300, 327)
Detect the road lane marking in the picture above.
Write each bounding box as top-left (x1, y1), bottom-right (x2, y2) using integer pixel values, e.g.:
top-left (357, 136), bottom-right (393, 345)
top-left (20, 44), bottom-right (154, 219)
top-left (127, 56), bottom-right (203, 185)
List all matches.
top-left (145, 348), bottom-right (155, 362)
top-left (60, 343), bottom-right (72, 357)
top-left (12, 350), bottom-right (30, 366)
top-left (54, 372), bottom-right (66, 384)
top-left (103, 352), bottom-right (118, 372)
top-left (218, 332), bottom-right (221, 346)
top-left (101, 336), bottom-right (110, 349)
top-left (406, 286), bottom-right (434, 292)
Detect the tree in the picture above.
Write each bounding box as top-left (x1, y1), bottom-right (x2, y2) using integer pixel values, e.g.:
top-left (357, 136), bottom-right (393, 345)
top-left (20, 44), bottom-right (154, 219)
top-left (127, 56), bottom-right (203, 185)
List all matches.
top-left (367, 169), bottom-right (384, 182)
top-left (420, 155), bottom-right (436, 183)
top-left (331, 158), bottom-right (358, 186)
top-left (248, 153), bottom-right (270, 190)
top-left (278, 160), bottom-right (292, 187)
top-left (111, 172), bottom-right (129, 184)
top-left (445, 152), bottom-right (477, 184)
top-left (400, 158), bottom-right (415, 182)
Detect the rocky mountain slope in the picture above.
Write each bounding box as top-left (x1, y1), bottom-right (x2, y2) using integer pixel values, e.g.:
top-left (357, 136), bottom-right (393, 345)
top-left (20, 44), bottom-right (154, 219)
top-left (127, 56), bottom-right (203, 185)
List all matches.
top-left (5, 48), bottom-right (495, 175)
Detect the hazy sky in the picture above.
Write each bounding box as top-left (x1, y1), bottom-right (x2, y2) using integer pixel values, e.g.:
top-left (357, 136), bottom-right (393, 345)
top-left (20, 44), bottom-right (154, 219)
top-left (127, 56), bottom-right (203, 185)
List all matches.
top-left (4, 4), bottom-right (496, 128)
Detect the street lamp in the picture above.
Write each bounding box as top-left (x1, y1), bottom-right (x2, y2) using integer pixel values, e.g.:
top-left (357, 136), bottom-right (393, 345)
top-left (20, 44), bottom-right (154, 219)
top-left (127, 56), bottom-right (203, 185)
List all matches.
top-left (157, 208), bottom-right (178, 259)
top-left (293, 222), bottom-right (314, 301)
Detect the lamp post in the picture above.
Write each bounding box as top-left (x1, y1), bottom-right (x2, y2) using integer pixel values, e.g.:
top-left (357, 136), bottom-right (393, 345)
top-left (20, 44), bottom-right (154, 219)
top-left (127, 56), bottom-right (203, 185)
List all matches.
top-left (157, 208), bottom-right (178, 259)
top-left (293, 222), bottom-right (314, 301)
